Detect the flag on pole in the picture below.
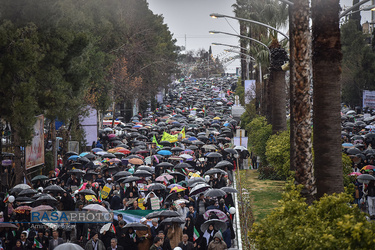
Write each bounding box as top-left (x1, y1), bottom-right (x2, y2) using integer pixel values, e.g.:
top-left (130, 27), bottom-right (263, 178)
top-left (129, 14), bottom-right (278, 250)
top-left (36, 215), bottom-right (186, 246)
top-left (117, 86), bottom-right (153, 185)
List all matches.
top-left (33, 238), bottom-right (43, 248)
top-left (193, 227), bottom-right (200, 241)
top-left (78, 183), bottom-right (87, 192)
top-left (87, 229), bottom-right (90, 240)
top-left (111, 224), bottom-right (116, 234)
top-left (3, 192), bottom-right (9, 203)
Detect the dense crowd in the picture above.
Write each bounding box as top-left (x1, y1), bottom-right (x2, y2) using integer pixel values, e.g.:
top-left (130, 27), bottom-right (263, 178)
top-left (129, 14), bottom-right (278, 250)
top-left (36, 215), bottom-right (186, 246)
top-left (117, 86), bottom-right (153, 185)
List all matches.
top-left (0, 79), bottom-right (246, 250)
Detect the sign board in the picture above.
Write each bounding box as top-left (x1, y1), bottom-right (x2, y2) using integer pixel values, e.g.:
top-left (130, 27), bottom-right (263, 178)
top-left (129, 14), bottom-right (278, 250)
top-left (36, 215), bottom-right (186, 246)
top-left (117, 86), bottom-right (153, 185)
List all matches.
top-left (68, 141), bottom-right (79, 153)
top-left (363, 90), bottom-right (375, 109)
top-left (236, 129), bottom-right (246, 138)
top-left (25, 115), bottom-right (45, 169)
top-left (80, 107), bottom-right (98, 146)
top-left (138, 198), bottom-right (145, 210)
top-left (150, 197), bottom-right (160, 210)
top-left (233, 137), bottom-right (248, 148)
top-left (101, 185), bottom-right (111, 199)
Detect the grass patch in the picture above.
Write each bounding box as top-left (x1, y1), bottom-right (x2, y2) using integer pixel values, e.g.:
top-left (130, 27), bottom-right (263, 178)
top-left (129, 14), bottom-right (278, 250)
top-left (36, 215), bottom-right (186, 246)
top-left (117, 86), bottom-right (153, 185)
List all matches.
top-left (237, 169), bottom-right (284, 222)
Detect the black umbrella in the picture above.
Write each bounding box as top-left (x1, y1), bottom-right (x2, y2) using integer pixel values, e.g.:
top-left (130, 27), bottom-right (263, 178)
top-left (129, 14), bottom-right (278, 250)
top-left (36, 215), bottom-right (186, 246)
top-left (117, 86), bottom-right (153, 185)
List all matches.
top-left (161, 217), bottom-right (185, 224)
top-left (0, 223), bottom-right (18, 229)
top-left (204, 168), bottom-right (227, 175)
top-left (15, 196), bottom-right (35, 203)
top-left (357, 174), bottom-right (375, 184)
top-left (156, 162), bottom-right (174, 168)
top-left (33, 195), bottom-right (58, 207)
top-left (138, 166), bottom-right (154, 173)
top-left (65, 151), bottom-right (78, 156)
top-left (122, 176), bottom-right (141, 183)
top-left (85, 154), bottom-right (96, 160)
top-left (133, 170), bottom-right (152, 177)
top-left (171, 147), bottom-right (184, 152)
top-left (158, 210), bottom-right (180, 217)
top-left (31, 175), bottom-right (49, 182)
top-left (18, 189), bottom-right (37, 196)
top-left (207, 152), bottom-right (222, 158)
top-left (224, 148), bottom-right (237, 154)
top-left (124, 222), bottom-right (148, 231)
top-left (220, 187), bottom-right (238, 193)
top-left (78, 189), bottom-right (96, 196)
top-left (159, 141), bottom-right (172, 146)
top-left (78, 157), bottom-right (90, 164)
top-left (174, 162), bottom-right (193, 169)
top-left (44, 185), bottom-right (66, 194)
top-left (187, 145), bottom-right (198, 150)
top-left (192, 140), bottom-right (204, 145)
top-left (145, 211), bottom-right (163, 219)
top-left (147, 183), bottom-right (166, 191)
top-left (68, 169), bottom-right (86, 175)
top-left (69, 162), bottom-right (83, 169)
top-left (114, 171), bottom-right (132, 180)
top-left (190, 183), bottom-right (211, 195)
top-left (114, 152), bottom-right (126, 158)
top-left (201, 219), bottom-right (227, 232)
top-left (187, 177), bottom-right (206, 187)
top-left (102, 153), bottom-right (116, 159)
top-left (215, 160), bottom-right (233, 169)
top-left (204, 188), bottom-right (226, 197)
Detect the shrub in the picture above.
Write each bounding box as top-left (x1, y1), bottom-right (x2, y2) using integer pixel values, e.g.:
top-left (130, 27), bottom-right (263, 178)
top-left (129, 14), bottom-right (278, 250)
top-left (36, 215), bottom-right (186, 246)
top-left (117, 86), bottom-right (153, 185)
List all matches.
top-left (265, 130), bottom-right (290, 179)
top-left (258, 165), bottom-right (283, 180)
top-left (250, 182), bottom-right (375, 249)
top-left (247, 116), bottom-right (272, 165)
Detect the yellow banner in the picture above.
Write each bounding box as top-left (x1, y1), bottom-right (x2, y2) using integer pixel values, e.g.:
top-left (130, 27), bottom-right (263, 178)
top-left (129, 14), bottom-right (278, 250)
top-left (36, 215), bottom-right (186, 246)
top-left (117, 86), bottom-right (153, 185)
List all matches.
top-left (101, 185), bottom-right (111, 199)
top-left (85, 195), bottom-right (98, 202)
top-left (160, 127), bottom-right (185, 143)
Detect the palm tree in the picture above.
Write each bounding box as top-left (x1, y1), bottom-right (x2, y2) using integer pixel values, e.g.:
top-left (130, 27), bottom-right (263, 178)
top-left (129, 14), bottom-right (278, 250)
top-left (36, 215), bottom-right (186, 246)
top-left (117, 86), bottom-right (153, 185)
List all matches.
top-left (312, 0), bottom-right (344, 198)
top-left (290, 1), bottom-right (316, 203)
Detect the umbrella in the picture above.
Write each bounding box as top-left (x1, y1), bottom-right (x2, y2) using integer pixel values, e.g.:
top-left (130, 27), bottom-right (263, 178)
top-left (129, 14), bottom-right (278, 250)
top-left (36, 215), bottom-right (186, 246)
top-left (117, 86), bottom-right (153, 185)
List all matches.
top-left (159, 141), bottom-right (172, 146)
top-left (109, 158), bottom-right (121, 163)
top-left (65, 151), bottom-right (78, 156)
top-left (68, 169), bottom-right (86, 175)
top-left (31, 205), bottom-right (53, 212)
top-left (102, 153), bottom-right (116, 159)
top-left (203, 209), bottom-right (229, 221)
top-left (158, 210), bottom-right (180, 217)
top-left (224, 148), bottom-right (237, 154)
top-left (114, 171), bottom-right (132, 180)
top-left (171, 147), bottom-right (184, 152)
top-left (215, 160), bottom-right (233, 169)
top-left (124, 222), bottom-right (148, 231)
top-left (156, 162), bottom-right (174, 168)
top-left (18, 189), bottom-right (37, 196)
top-left (180, 154), bottom-right (194, 160)
top-left (361, 165), bottom-right (375, 171)
top-left (207, 152), bottom-right (222, 158)
top-left (68, 155), bottom-right (80, 161)
top-left (138, 166), bottom-right (153, 173)
top-left (15, 197), bottom-right (34, 203)
top-left (357, 174), bottom-right (375, 184)
top-left (200, 219), bottom-right (227, 232)
top-left (84, 153), bottom-right (96, 160)
top-left (100, 223), bottom-right (112, 234)
top-left (128, 158), bottom-right (144, 165)
top-left (13, 184), bottom-right (31, 190)
top-left (54, 243), bottom-right (84, 250)
top-left (33, 195), bottom-right (58, 206)
top-left (14, 205), bottom-right (32, 213)
top-left (190, 183), bottom-right (211, 196)
top-left (44, 185), bottom-right (66, 193)
top-left (31, 175), bottom-right (49, 182)
top-left (157, 150), bottom-right (172, 156)
top-left (0, 223), bottom-right (18, 229)
top-left (220, 187), bottom-right (238, 193)
top-left (147, 183), bottom-right (166, 191)
top-left (78, 189), bottom-right (96, 196)
top-left (170, 186), bottom-right (186, 193)
top-left (204, 168), bottom-right (227, 175)
top-left (156, 174), bottom-right (174, 181)
top-left (204, 189), bottom-right (226, 197)
top-left (92, 148), bottom-right (104, 153)
top-left (174, 162), bottom-right (193, 169)
top-left (202, 145), bottom-right (217, 151)
top-left (161, 217), bottom-right (185, 224)
top-left (347, 148), bottom-right (362, 155)
top-left (169, 156), bottom-right (183, 161)
top-left (145, 211), bottom-right (163, 219)
top-left (187, 177), bottom-right (206, 187)
top-left (122, 176), bottom-right (141, 183)
top-left (348, 172), bottom-right (362, 176)
top-left (133, 170), bottom-right (152, 177)
top-left (83, 204), bottom-right (108, 213)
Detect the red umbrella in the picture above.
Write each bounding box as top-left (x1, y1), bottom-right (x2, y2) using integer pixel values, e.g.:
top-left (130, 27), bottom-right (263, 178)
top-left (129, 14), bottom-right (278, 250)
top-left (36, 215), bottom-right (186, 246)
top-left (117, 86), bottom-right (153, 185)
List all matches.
top-left (14, 206), bottom-right (32, 213)
top-left (31, 205), bottom-right (53, 212)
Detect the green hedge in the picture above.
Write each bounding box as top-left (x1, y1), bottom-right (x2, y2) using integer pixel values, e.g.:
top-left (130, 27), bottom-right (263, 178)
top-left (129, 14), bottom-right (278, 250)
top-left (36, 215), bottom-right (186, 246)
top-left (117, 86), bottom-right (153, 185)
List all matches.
top-left (247, 116), bottom-right (272, 165)
top-left (265, 130), bottom-right (290, 179)
top-left (250, 182), bottom-right (375, 249)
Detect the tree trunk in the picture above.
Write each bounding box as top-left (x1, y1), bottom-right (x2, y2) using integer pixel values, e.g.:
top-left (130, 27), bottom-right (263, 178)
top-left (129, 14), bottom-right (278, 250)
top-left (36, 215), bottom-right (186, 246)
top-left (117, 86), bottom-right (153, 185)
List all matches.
top-left (13, 129), bottom-right (25, 185)
top-left (239, 21), bottom-right (247, 86)
top-left (51, 121), bottom-right (57, 170)
top-left (270, 70), bottom-right (287, 133)
top-left (312, 0), bottom-right (344, 198)
top-left (265, 78), bottom-right (272, 124)
top-left (291, 0), bottom-right (316, 203)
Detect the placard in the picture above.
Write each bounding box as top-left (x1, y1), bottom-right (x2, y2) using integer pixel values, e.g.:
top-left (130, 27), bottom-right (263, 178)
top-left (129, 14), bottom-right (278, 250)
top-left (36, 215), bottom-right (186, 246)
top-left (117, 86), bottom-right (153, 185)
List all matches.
top-left (25, 115), bottom-right (44, 169)
top-left (150, 197), bottom-right (160, 210)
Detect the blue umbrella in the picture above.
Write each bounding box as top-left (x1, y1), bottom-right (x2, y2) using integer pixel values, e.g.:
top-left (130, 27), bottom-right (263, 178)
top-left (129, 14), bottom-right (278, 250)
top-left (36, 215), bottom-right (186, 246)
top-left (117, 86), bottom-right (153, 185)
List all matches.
top-left (157, 150), bottom-right (172, 156)
top-left (79, 152), bottom-right (89, 157)
top-left (68, 155), bottom-right (80, 161)
top-left (92, 148), bottom-right (103, 153)
top-left (188, 137), bottom-right (198, 141)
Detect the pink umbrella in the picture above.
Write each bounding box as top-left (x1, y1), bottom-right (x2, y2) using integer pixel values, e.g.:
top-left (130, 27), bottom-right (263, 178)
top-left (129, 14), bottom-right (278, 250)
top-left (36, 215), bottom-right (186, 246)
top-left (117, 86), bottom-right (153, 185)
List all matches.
top-left (349, 172), bottom-right (362, 176)
top-left (156, 174), bottom-right (173, 182)
top-left (203, 209), bottom-right (229, 222)
top-left (109, 158), bottom-right (121, 163)
top-left (31, 205), bottom-right (54, 212)
top-left (108, 134), bottom-right (116, 138)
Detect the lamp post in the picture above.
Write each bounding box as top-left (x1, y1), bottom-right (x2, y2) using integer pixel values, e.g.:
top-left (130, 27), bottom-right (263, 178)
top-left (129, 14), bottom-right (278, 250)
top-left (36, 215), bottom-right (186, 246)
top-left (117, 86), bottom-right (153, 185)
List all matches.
top-left (210, 13), bottom-right (289, 40)
top-left (224, 49), bottom-right (255, 80)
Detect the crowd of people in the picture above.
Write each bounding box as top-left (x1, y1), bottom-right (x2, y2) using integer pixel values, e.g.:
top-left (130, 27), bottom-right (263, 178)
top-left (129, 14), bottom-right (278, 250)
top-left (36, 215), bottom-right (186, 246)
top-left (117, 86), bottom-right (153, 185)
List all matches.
top-left (0, 79), bottom-right (245, 250)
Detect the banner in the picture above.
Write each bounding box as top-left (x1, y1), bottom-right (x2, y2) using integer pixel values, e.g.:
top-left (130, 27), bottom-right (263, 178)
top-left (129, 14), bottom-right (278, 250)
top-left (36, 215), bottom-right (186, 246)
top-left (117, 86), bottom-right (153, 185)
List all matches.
top-left (160, 128), bottom-right (185, 143)
top-left (101, 185), bottom-right (111, 199)
top-left (150, 197), bottom-right (160, 210)
top-left (363, 90), bottom-right (375, 109)
top-left (80, 107), bottom-right (97, 146)
top-left (114, 209), bottom-right (164, 225)
top-left (25, 115), bottom-right (44, 170)
top-left (244, 80), bottom-right (256, 104)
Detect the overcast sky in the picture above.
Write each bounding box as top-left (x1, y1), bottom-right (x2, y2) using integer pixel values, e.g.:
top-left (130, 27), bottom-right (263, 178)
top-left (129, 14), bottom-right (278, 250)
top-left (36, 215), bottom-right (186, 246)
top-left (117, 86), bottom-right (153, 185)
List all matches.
top-left (147, 0), bottom-right (374, 74)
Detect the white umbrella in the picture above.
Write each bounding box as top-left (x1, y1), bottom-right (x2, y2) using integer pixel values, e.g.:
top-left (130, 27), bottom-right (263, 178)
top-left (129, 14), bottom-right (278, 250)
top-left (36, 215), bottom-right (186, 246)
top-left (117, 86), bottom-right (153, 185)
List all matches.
top-left (95, 151), bottom-right (108, 156)
top-left (180, 154), bottom-right (193, 159)
top-left (13, 184), bottom-right (31, 190)
top-left (55, 243), bottom-right (84, 250)
top-left (100, 223), bottom-right (112, 234)
top-left (83, 204), bottom-right (108, 213)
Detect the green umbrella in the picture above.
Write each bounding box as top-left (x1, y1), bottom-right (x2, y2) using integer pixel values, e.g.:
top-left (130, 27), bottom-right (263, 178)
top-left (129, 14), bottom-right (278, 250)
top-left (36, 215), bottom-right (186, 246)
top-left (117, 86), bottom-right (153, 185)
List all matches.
top-left (31, 175), bottom-right (49, 182)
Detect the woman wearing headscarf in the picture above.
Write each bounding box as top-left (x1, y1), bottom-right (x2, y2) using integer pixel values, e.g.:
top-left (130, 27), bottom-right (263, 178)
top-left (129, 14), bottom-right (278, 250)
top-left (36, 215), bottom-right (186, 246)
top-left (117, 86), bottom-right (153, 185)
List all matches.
top-left (202, 224), bottom-right (216, 250)
top-left (166, 222), bottom-right (182, 249)
top-left (136, 218), bottom-right (152, 250)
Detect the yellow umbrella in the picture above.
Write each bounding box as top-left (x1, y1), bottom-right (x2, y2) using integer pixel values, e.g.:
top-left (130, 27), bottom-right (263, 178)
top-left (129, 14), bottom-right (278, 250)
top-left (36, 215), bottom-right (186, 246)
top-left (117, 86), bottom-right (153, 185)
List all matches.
top-left (213, 117), bottom-right (221, 120)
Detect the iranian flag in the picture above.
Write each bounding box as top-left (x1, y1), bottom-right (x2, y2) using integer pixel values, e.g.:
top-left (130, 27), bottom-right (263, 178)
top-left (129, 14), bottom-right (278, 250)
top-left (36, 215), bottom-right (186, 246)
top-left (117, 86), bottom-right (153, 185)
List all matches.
top-left (34, 238), bottom-right (43, 248)
top-left (111, 224), bottom-right (116, 234)
top-left (3, 192), bottom-right (9, 203)
top-left (78, 182), bottom-right (87, 191)
top-left (193, 227), bottom-right (200, 241)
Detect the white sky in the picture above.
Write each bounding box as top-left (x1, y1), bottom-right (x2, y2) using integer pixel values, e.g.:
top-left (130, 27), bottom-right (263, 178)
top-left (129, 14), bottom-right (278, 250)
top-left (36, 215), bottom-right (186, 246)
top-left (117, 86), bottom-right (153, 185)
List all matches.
top-left (147, 0), bottom-right (374, 74)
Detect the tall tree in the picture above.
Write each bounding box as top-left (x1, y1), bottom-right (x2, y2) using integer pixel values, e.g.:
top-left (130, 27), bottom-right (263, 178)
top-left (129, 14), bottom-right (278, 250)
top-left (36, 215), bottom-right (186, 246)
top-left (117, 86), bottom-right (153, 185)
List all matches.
top-left (312, 0), bottom-right (344, 198)
top-left (290, 0), bottom-right (315, 203)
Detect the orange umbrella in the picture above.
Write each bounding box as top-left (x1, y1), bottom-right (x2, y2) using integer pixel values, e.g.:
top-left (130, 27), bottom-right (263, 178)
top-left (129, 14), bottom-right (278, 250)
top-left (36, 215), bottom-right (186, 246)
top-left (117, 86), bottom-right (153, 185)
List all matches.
top-left (129, 158), bottom-right (144, 165)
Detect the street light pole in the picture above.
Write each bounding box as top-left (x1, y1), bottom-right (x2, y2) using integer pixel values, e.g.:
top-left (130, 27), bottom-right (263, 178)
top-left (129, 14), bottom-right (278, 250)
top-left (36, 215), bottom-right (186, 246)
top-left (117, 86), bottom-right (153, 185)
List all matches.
top-left (210, 13), bottom-right (290, 40)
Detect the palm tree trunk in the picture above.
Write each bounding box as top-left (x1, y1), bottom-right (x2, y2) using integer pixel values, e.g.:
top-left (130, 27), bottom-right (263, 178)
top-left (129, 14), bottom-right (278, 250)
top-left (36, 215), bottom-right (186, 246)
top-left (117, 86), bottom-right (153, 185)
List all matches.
top-left (312, 0), bottom-right (344, 198)
top-left (13, 129), bottom-right (25, 185)
top-left (291, 0), bottom-right (316, 203)
top-left (270, 70), bottom-right (287, 133)
top-left (240, 21), bottom-right (247, 86)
